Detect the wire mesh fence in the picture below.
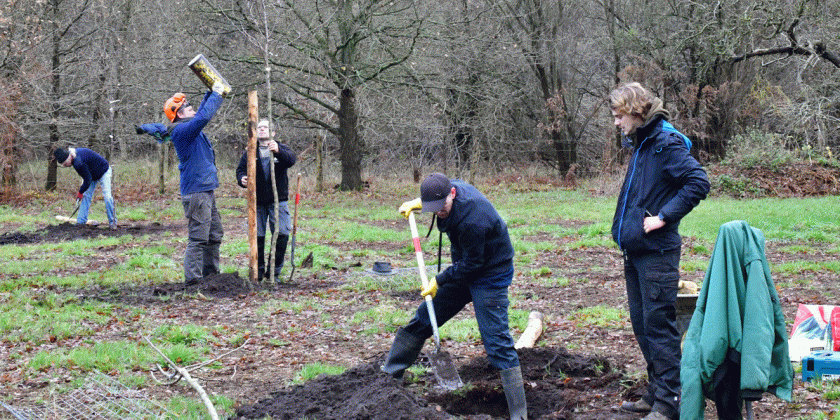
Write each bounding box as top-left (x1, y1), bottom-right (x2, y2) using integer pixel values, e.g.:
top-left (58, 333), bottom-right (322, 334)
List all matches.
top-left (1, 371), bottom-right (176, 420)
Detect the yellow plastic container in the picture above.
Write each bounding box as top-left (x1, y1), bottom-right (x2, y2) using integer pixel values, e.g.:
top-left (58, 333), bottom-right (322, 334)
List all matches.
top-left (188, 54), bottom-right (231, 97)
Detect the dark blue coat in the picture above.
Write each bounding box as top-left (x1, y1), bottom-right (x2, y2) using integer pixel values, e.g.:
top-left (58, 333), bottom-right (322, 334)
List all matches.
top-left (71, 148), bottom-right (110, 194)
top-left (235, 143), bottom-right (296, 204)
top-left (435, 180), bottom-right (514, 287)
top-left (612, 116), bottom-right (710, 254)
top-left (169, 91), bottom-right (223, 195)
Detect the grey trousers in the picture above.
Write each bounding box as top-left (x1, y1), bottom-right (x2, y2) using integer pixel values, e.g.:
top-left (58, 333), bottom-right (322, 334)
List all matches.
top-left (181, 191), bottom-right (224, 283)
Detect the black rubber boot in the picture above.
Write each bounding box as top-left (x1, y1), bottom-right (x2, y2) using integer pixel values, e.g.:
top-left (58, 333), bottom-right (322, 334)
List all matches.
top-left (501, 366), bottom-right (528, 420)
top-left (274, 235), bottom-right (289, 280)
top-left (381, 328), bottom-right (426, 379)
top-left (257, 236), bottom-right (266, 281)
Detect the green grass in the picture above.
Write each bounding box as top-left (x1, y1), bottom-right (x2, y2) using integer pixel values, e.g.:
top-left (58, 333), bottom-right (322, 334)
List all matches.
top-left (4, 168), bottom-right (840, 417)
top-left (291, 363), bottom-right (346, 384)
top-left (167, 395), bottom-right (235, 420)
top-left (774, 260), bottom-right (840, 275)
top-left (350, 304), bottom-right (409, 335)
top-left (0, 291), bottom-right (119, 343)
top-left (569, 305), bottom-right (628, 329)
top-left (29, 340), bottom-right (153, 373)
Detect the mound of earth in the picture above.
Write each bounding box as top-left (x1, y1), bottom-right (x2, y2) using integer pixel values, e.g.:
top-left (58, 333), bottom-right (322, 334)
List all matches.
top-left (0, 221), bottom-right (173, 245)
top-left (150, 272), bottom-right (275, 299)
top-left (231, 346), bottom-right (640, 420)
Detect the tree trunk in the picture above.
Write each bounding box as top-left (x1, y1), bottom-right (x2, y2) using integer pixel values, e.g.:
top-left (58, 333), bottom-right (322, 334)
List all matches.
top-left (316, 131), bottom-right (325, 192)
top-left (158, 142), bottom-right (165, 194)
top-left (45, 0), bottom-right (61, 192)
top-left (338, 88), bottom-right (363, 191)
top-left (552, 133), bottom-right (577, 177)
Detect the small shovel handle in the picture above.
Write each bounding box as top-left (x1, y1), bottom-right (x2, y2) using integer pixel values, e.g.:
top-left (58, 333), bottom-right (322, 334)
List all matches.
top-left (408, 212), bottom-right (441, 351)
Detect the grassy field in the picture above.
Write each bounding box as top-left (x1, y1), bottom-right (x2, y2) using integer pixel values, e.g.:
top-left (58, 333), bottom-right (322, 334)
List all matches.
top-left (1, 160), bottom-right (840, 419)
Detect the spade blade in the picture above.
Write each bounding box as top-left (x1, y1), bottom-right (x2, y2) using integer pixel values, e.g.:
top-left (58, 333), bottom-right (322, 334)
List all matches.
top-left (430, 351), bottom-right (463, 390)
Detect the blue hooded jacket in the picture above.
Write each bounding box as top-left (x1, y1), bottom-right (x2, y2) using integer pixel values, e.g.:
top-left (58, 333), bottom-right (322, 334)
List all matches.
top-left (612, 115), bottom-right (710, 254)
top-left (169, 91), bottom-right (223, 195)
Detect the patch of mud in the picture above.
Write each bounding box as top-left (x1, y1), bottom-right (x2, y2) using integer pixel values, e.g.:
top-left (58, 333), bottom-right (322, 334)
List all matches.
top-left (84, 273), bottom-right (283, 306)
top-left (232, 347), bottom-right (639, 420)
top-left (151, 273), bottom-right (275, 299)
top-left (232, 363), bottom-right (449, 420)
top-left (0, 222), bottom-right (174, 245)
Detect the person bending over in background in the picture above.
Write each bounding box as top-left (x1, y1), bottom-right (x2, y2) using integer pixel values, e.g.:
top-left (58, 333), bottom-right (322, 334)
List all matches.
top-left (383, 173), bottom-right (527, 420)
top-left (610, 82), bottom-right (710, 420)
top-left (54, 147), bottom-right (117, 229)
top-left (163, 81), bottom-right (226, 288)
top-left (236, 119), bottom-right (296, 282)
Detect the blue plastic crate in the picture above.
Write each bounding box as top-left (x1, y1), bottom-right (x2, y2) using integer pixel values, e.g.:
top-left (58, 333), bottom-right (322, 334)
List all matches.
top-left (802, 351), bottom-right (840, 382)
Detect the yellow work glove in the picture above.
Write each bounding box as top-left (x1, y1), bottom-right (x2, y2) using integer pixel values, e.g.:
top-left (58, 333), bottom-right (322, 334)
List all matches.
top-left (398, 197), bottom-right (422, 219)
top-left (421, 278), bottom-right (438, 299)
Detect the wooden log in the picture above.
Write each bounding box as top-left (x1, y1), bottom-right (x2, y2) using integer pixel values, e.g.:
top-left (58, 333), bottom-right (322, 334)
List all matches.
top-left (515, 311), bottom-right (544, 349)
top-left (55, 216), bottom-right (98, 225)
top-left (678, 280), bottom-right (698, 295)
top-left (247, 91), bottom-right (258, 281)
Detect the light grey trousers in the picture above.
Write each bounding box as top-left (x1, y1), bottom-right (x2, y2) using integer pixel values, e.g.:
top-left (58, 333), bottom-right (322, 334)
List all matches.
top-left (181, 191), bottom-right (224, 283)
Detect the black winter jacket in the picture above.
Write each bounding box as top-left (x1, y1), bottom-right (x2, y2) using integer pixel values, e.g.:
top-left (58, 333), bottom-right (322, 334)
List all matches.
top-left (235, 142), bottom-right (296, 204)
top-left (612, 115), bottom-right (710, 254)
top-left (435, 180), bottom-right (514, 287)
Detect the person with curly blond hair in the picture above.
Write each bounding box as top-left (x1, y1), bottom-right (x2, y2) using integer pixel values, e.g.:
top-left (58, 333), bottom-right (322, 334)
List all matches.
top-left (609, 82), bottom-right (710, 420)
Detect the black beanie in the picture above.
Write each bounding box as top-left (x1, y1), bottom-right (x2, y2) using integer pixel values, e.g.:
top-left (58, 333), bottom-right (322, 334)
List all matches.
top-left (54, 148), bottom-right (70, 164)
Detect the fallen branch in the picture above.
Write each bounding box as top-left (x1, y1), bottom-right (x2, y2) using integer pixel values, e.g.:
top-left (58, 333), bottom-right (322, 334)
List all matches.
top-left (144, 336), bottom-right (220, 420)
top-left (150, 338), bottom-right (250, 385)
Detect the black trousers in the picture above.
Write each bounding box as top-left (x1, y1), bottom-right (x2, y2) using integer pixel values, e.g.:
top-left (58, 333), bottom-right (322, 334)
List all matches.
top-left (624, 249), bottom-right (681, 419)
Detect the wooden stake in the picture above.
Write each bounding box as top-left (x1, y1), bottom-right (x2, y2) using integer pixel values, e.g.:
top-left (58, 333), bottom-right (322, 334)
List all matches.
top-left (515, 311), bottom-right (544, 349)
top-left (247, 91), bottom-right (258, 281)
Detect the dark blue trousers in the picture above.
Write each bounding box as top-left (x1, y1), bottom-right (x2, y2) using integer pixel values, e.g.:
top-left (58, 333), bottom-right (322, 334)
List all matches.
top-left (402, 268), bottom-right (519, 371)
top-left (624, 249), bottom-right (681, 419)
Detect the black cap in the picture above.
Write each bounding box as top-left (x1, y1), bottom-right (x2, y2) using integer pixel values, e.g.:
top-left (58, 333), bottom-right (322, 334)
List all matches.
top-left (420, 173), bottom-right (452, 213)
top-left (53, 148), bottom-right (70, 164)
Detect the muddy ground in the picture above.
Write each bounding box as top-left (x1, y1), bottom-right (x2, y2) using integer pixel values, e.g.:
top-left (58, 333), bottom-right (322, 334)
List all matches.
top-left (1, 163), bottom-right (839, 419)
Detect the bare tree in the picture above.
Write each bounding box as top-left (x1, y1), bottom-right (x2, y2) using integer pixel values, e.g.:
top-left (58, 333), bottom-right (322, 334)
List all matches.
top-left (198, 0), bottom-right (426, 190)
top-left (492, 0), bottom-right (608, 176)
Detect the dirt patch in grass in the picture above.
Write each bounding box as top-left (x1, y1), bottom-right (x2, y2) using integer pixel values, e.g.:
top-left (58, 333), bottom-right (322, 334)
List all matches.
top-left (0, 221), bottom-right (175, 245)
top-left (2, 169), bottom-right (839, 419)
top-left (232, 347), bottom-right (637, 420)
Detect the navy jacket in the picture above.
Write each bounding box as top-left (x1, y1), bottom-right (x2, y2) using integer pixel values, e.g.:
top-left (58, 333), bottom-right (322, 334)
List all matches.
top-left (169, 91), bottom-right (223, 195)
top-left (71, 148), bottom-right (110, 194)
top-left (612, 115), bottom-right (710, 253)
top-left (235, 142), bottom-right (296, 204)
top-left (435, 180), bottom-right (514, 287)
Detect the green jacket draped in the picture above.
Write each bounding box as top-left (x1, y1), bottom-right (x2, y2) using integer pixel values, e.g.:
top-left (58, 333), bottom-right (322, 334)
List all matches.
top-left (680, 220), bottom-right (792, 419)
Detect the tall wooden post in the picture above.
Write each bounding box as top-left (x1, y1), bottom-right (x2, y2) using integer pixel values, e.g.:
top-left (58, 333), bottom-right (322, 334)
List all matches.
top-left (247, 91), bottom-right (259, 281)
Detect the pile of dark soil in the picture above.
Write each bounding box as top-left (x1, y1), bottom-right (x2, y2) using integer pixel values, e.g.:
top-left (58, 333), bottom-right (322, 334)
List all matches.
top-left (151, 272), bottom-right (272, 299)
top-left (0, 221), bottom-right (173, 245)
top-left (231, 347), bottom-right (640, 420)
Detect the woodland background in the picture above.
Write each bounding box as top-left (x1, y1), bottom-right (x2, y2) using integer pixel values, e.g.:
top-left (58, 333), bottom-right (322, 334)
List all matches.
top-left (0, 0), bottom-right (839, 192)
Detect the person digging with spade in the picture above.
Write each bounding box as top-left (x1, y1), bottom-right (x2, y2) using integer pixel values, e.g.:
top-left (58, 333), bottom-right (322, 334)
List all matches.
top-left (382, 173), bottom-right (527, 420)
top-left (236, 119), bottom-right (296, 282)
top-left (53, 147), bottom-right (118, 229)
